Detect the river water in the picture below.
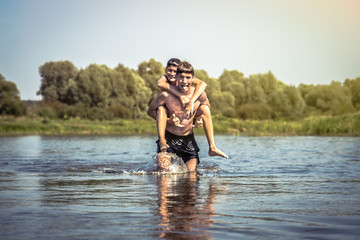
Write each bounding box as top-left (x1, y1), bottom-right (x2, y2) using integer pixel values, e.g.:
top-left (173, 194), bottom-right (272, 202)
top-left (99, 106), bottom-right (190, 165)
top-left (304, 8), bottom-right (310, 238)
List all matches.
top-left (0, 135), bottom-right (359, 239)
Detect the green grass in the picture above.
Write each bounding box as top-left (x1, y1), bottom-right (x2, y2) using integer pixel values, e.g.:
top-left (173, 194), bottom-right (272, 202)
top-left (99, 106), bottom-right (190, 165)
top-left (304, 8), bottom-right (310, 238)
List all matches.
top-left (1, 112), bottom-right (359, 136)
top-left (0, 117), bottom-right (157, 136)
top-left (194, 112), bottom-right (360, 136)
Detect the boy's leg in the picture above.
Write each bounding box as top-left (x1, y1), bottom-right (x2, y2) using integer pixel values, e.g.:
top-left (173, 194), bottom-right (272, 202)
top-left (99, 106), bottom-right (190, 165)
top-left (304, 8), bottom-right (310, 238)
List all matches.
top-left (156, 152), bottom-right (172, 171)
top-left (197, 105), bottom-right (228, 159)
top-left (157, 106), bottom-right (169, 151)
top-left (185, 158), bottom-right (198, 172)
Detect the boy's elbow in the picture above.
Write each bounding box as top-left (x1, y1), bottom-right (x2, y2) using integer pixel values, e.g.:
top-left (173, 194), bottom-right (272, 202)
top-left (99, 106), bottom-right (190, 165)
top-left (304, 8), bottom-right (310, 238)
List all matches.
top-left (158, 82), bottom-right (166, 90)
top-left (147, 108), bottom-right (155, 119)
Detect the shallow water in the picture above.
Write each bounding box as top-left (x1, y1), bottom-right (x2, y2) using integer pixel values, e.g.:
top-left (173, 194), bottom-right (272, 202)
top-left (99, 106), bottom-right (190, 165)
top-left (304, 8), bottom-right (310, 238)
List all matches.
top-left (0, 135), bottom-right (359, 239)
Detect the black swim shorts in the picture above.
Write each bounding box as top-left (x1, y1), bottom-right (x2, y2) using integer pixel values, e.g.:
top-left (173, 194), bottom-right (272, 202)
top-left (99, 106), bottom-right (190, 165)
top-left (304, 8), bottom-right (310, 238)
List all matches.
top-left (157, 131), bottom-right (200, 164)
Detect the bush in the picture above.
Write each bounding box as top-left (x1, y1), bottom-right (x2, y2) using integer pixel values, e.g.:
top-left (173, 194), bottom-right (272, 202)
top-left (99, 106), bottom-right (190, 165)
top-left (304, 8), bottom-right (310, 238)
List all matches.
top-left (36, 106), bottom-right (57, 119)
top-left (0, 99), bottom-right (26, 116)
top-left (236, 103), bottom-right (273, 120)
top-left (83, 107), bottom-right (111, 121)
top-left (107, 104), bottom-right (133, 119)
top-left (222, 107), bottom-right (236, 118)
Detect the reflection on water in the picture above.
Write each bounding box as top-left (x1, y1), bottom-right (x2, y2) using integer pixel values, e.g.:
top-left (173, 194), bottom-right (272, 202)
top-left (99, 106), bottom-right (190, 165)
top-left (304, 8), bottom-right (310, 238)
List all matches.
top-left (0, 136), bottom-right (360, 239)
top-left (0, 171), bottom-right (226, 240)
top-left (156, 172), bottom-right (225, 239)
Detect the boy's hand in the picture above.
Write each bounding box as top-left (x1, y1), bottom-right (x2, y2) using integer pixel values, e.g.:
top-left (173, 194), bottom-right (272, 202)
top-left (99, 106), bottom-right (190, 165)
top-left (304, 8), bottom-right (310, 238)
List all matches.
top-left (185, 101), bottom-right (195, 118)
top-left (180, 96), bottom-right (190, 107)
top-left (159, 140), bottom-right (169, 152)
top-left (193, 114), bottom-right (203, 128)
top-left (170, 114), bottom-right (185, 127)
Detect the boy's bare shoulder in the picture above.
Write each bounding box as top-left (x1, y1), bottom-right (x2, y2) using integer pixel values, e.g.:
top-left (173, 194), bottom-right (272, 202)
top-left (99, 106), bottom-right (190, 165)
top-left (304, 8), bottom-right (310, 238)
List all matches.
top-left (155, 91), bottom-right (176, 104)
top-left (159, 90), bottom-right (179, 100)
top-left (198, 91), bottom-right (208, 101)
top-left (198, 91), bottom-right (211, 108)
top-left (158, 91), bottom-right (170, 98)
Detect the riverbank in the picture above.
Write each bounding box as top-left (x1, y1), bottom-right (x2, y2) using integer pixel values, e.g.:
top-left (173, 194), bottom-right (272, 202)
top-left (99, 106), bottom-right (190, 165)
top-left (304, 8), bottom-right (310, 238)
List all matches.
top-left (0, 112), bottom-right (359, 136)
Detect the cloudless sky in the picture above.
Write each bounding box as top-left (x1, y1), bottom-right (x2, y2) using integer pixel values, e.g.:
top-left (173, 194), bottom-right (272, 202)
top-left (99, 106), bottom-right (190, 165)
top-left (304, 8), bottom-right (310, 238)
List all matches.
top-left (1, 0), bottom-right (360, 100)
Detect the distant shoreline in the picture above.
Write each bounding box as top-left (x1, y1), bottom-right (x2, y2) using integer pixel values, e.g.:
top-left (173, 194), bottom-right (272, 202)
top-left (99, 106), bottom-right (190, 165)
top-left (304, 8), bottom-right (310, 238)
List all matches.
top-left (1, 113), bottom-right (359, 137)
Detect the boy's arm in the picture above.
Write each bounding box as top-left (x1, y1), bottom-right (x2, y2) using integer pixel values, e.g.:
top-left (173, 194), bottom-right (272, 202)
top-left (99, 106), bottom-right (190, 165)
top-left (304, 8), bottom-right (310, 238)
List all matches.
top-left (147, 93), bottom-right (167, 120)
top-left (157, 76), bottom-right (190, 106)
top-left (198, 91), bottom-right (211, 108)
top-left (147, 93), bottom-right (184, 127)
top-left (186, 78), bottom-right (207, 117)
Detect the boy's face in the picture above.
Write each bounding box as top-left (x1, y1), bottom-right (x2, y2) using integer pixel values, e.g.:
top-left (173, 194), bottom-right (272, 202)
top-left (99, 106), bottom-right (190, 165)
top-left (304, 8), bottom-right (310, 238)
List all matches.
top-left (177, 72), bottom-right (193, 93)
top-left (166, 65), bottom-right (177, 84)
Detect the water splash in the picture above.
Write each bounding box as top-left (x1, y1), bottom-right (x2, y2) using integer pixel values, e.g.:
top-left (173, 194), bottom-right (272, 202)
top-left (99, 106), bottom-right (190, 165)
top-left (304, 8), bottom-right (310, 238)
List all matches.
top-left (161, 152), bottom-right (188, 174)
top-left (101, 152), bottom-right (188, 175)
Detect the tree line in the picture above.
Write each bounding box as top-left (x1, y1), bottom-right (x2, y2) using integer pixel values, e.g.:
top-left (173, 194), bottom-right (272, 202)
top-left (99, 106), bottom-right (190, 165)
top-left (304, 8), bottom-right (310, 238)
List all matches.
top-left (0, 73), bottom-right (26, 116)
top-left (1, 59), bottom-right (359, 120)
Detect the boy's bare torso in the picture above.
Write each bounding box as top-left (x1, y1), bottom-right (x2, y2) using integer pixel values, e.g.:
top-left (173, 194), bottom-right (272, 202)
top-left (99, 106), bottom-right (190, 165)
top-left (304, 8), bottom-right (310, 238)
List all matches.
top-left (162, 87), bottom-right (209, 136)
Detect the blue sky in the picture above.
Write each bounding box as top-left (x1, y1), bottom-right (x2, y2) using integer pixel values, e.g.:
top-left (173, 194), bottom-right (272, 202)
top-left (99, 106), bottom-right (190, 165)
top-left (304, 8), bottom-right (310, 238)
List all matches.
top-left (1, 0), bottom-right (360, 100)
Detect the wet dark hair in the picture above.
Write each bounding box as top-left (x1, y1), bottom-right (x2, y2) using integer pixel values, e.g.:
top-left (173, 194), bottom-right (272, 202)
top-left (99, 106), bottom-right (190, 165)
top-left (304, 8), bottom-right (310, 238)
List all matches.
top-left (166, 58), bottom-right (181, 68)
top-left (177, 61), bottom-right (194, 76)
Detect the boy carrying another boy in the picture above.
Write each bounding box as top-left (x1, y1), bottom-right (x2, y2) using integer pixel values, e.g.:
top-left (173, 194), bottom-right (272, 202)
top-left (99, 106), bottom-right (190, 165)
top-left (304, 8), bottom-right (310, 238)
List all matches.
top-left (147, 61), bottom-right (227, 172)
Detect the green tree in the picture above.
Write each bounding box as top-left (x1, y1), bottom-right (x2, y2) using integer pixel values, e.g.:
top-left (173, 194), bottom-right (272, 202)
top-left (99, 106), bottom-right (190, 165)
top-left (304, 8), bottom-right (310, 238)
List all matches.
top-left (0, 73), bottom-right (26, 116)
top-left (218, 70), bottom-right (247, 105)
top-left (344, 77), bottom-right (360, 109)
top-left (298, 83), bottom-right (315, 99)
top-left (38, 61), bottom-right (79, 103)
top-left (266, 86), bottom-right (306, 118)
top-left (218, 70), bottom-right (245, 92)
top-left (137, 58), bottom-right (163, 99)
top-left (245, 75), bottom-right (267, 104)
top-left (0, 73), bottom-right (18, 98)
top-left (195, 70), bottom-right (220, 104)
top-left (64, 78), bottom-right (80, 105)
top-left (236, 103), bottom-right (273, 119)
top-left (283, 85), bottom-right (306, 117)
top-left (267, 90), bottom-right (290, 117)
top-left (75, 64), bottom-right (112, 108)
top-left (304, 81), bottom-right (354, 115)
top-left (114, 64), bottom-right (152, 118)
top-left (229, 81), bottom-right (246, 105)
top-left (258, 71), bottom-right (285, 95)
top-left (210, 90), bottom-right (235, 117)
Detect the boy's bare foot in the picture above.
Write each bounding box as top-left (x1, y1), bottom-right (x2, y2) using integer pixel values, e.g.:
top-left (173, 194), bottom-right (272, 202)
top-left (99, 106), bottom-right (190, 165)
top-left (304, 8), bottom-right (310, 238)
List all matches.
top-left (208, 147), bottom-right (228, 159)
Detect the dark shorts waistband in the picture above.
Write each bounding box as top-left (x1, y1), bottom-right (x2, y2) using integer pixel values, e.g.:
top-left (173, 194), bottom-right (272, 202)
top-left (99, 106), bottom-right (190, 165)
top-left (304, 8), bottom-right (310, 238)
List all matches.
top-left (165, 130), bottom-right (194, 139)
